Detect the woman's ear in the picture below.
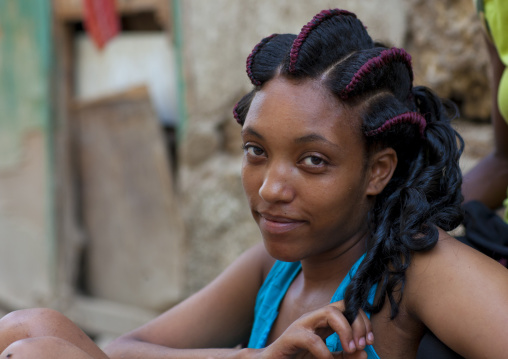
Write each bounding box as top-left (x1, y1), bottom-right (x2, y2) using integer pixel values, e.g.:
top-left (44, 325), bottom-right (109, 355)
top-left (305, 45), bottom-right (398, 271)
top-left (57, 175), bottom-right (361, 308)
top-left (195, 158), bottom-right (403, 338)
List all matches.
top-left (365, 147), bottom-right (397, 196)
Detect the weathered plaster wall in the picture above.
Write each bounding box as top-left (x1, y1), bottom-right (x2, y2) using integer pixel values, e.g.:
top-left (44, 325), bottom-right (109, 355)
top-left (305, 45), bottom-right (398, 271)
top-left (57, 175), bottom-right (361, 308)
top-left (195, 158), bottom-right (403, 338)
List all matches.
top-left (0, 0), bottom-right (53, 309)
top-left (0, 132), bottom-right (52, 309)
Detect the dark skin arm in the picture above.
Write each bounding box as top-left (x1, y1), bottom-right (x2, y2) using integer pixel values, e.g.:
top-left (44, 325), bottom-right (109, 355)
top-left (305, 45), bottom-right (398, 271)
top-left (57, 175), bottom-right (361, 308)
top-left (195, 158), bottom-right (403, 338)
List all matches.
top-left (104, 243), bottom-right (270, 359)
top-left (462, 35), bottom-right (508, 209)
top-left (0, 244), bottom-right (371, 359)
top-left (105, 243), bottom-right (371, 359)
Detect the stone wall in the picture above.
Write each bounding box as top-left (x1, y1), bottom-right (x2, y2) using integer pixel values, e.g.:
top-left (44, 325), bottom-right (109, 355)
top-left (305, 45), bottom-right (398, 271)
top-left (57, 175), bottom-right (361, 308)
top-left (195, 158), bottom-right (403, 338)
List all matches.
top-left (405, 0), bottom-right (490, 120)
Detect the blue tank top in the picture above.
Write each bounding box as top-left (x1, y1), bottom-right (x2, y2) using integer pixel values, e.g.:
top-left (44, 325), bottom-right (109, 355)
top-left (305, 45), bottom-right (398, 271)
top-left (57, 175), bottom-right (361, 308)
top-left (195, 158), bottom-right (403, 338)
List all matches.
top-left (248, 254), bottom-right (380, 358)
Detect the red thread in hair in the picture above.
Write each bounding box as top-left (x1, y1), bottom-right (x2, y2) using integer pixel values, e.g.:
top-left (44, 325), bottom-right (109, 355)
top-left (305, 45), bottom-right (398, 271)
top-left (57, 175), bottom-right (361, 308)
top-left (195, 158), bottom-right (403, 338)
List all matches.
top-left (365, 112), bottom-right (426, 137)
top-left (233, 103), bottom-right (242, 124)
top-left (246, 34), bottom-right (278, 86)
top-left (289, 9), bottom-right (356, 73)
top-left (341, 48), bottom-right (413, 99)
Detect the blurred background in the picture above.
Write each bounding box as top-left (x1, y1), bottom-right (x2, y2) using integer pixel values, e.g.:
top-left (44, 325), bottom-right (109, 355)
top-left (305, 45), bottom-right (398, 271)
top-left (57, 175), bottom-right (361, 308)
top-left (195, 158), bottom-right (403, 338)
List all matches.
top-left (0, 0), bottom-right (493, 346)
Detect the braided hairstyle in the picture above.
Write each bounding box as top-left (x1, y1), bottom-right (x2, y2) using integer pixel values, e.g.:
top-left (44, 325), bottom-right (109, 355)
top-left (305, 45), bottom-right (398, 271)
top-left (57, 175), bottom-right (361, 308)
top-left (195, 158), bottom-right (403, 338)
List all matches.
top-left (234, 9), bottom-right (464, 322)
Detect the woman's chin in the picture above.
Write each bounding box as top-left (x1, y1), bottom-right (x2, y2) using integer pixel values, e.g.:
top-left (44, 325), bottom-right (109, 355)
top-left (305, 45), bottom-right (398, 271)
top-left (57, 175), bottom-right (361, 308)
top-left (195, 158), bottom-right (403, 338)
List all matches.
top-left (263, 239), bottom-right (304, 263)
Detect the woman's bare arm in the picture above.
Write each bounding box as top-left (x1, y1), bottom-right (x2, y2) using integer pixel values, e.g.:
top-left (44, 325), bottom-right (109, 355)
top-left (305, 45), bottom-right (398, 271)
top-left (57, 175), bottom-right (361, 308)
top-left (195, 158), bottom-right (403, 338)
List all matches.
top-left (105, 242), bottom-right (274, 359)
top-left (105, 241), bottom-right (371, 359)
top-left (406, 231), bottom-right (508, 358)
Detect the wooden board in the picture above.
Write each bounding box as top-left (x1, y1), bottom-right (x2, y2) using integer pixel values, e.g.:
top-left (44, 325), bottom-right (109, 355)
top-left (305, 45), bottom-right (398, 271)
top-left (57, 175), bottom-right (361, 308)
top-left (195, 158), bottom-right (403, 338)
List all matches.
top-left (52, 0), bottom-right (171, 28)
top-left (74, 86), bottom-right (184, 311)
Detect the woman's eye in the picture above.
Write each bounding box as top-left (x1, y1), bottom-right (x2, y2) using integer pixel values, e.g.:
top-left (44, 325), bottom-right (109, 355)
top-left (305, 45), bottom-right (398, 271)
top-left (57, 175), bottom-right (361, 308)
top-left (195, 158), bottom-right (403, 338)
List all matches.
top-left (244, 145), bottom-right (265, 157)
top-left (302, 156), bottom-right (325, 166)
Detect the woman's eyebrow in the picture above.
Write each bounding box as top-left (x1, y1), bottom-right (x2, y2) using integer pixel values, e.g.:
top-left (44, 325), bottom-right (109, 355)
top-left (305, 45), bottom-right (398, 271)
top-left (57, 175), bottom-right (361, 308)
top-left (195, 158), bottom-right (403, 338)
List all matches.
top-left (241, 126), bottom-right (264, 140)
top-left (294, 133), bottom-right (339, 148)
top-left (241, 128), bottom-right (339, 149)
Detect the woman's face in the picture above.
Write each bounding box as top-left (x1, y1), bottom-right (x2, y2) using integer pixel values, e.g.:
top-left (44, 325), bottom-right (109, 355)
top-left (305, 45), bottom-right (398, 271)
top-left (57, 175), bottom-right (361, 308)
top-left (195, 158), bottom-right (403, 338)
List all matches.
top-left (241, 77), bottom-right (375, 262)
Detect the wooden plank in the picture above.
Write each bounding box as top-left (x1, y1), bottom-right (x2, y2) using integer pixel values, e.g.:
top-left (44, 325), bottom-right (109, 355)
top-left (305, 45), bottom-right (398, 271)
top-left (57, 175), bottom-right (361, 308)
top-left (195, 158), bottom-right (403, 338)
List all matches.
top-left (74, 86), bottom-right (184, 311)
top-left (53, 17), bottom-right (85, 308)
top-left (53, 0), bottom-right (171, 28)
top-left (73, 86), bottom-right (150, 109)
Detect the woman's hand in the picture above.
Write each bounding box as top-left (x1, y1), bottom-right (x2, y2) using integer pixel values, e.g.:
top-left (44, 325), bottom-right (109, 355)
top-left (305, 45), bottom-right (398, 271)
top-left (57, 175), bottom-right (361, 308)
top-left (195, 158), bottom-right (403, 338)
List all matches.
top-left (255, 300), bottom-right (374, 359)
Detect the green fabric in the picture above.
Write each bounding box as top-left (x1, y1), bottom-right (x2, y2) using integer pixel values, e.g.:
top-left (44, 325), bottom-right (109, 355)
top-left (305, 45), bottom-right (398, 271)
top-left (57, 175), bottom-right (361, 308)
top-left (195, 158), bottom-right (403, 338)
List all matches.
top-left (484, 0), bottom-right (508, 124)
top-left (483, 0), bottom-right (508, 66)
top-left (498, 63), bottom-right (508, 125)
top-left (476, 0), bottom-right (508, 122)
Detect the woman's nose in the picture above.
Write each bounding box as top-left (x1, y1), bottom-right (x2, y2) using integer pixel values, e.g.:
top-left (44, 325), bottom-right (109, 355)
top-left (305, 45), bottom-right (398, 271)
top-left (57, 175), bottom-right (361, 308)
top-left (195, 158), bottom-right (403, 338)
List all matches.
top-left (258, 164), bottom-right (295, 203)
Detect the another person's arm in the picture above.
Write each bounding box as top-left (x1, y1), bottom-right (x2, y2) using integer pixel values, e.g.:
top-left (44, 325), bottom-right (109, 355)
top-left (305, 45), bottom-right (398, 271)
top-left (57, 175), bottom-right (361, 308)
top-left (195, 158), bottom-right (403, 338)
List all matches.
top-left (462, 35), bottom-right (508, 209)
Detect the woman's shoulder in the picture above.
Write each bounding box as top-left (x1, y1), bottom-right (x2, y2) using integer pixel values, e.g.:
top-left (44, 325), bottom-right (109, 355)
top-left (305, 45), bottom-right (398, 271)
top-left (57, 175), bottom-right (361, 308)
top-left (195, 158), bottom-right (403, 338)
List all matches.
top-left (406, 228), bottom-right (508, 299)
top-left (407, 228), bottom-right (506, 281)
top-left (402, 228), bottom-right (508, 356)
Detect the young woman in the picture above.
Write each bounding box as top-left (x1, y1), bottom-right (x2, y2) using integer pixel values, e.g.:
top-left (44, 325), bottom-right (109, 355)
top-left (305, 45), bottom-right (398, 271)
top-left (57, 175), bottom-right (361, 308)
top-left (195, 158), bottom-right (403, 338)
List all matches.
top-left (2, 8), bottom-right (508, 359)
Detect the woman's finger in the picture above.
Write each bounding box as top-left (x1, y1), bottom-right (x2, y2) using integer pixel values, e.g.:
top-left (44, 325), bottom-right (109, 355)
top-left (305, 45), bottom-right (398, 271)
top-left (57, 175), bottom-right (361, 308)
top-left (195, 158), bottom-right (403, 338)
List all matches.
top-left (357, 309), bottom-right (374, 345)
top-left (268, 301), bottom-right (374, 358)
top-left (350, 312), bottom-right (368, 350)
top-left (294, 330), bottom-right (335, 359)
top-left (268, 328), bottom-right (334, 359)
top-left (324, 302), bottom-right (372, 353)
top-left (311, 304), bottom-right (358, 354)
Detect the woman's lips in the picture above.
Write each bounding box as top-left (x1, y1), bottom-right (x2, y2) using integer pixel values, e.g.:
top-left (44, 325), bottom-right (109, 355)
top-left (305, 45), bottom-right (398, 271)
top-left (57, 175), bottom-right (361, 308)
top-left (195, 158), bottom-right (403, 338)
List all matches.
top-left (257, 212), bottom-right (306, 234)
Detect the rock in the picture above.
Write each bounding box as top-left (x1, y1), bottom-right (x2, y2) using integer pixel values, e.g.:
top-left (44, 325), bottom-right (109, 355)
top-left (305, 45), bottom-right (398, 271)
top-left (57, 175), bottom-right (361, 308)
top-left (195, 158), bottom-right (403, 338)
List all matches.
top-left (405, 0), bottom-right (491, 120)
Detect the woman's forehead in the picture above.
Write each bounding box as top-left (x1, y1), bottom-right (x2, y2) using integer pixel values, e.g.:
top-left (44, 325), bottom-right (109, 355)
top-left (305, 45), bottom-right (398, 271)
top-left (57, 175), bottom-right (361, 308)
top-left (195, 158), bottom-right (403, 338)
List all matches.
top-left (245, 77), bottom-right (362, 138)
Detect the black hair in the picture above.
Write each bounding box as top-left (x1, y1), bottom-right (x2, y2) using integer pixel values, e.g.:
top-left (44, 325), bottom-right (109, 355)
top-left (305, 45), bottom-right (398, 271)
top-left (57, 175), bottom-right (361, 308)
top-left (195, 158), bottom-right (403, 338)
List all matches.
top-left (234, 9), bottom-right (464, 322)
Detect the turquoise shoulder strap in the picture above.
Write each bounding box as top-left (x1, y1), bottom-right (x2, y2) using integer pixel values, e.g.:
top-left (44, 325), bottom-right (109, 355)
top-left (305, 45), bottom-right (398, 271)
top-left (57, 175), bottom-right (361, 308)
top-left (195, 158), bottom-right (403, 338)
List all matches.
top-left (248, 255), bottom-right (379, 358)
top-left (248, 260), bottom-right (301, 348)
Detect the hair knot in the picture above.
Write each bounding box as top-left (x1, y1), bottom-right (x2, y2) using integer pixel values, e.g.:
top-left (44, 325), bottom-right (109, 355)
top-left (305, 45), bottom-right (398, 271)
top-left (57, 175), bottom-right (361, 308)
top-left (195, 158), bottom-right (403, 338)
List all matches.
top-left (289, 9), bottom-right (356, 73)
top-left (365, 111), bottom-right (426, 137)
top-left (233, 103), bottom-right (241, 124)
top-left (246, 34), bottom-right (278, 86)
top-left (341, 48), bottom-right (413, 99)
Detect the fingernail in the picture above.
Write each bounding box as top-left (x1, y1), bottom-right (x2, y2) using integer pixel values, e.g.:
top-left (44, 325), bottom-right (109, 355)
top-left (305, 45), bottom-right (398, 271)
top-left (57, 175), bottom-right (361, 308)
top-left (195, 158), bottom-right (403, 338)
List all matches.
top-left (349, 340), bottom-right (356, 351)
top-left (367, 332), bottom-right (374, 343)
top-left (359, 336), bottom-right (366, 347)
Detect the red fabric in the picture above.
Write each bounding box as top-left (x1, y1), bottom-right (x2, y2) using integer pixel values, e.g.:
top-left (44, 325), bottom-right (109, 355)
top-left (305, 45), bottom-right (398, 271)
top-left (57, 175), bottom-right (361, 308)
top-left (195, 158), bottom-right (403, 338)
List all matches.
top-left (83, 0), bottom-right (120, 50)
